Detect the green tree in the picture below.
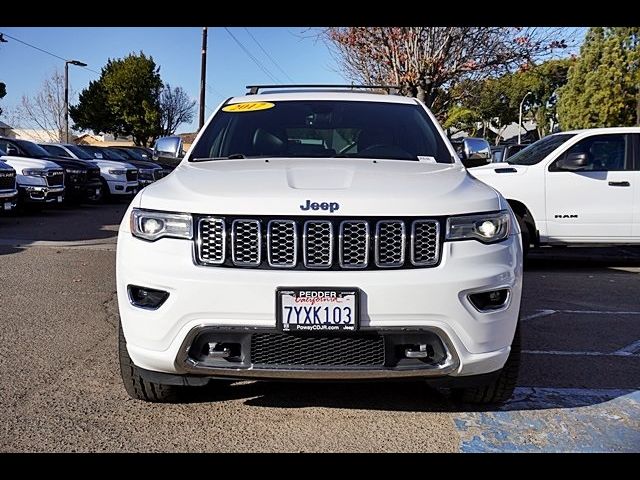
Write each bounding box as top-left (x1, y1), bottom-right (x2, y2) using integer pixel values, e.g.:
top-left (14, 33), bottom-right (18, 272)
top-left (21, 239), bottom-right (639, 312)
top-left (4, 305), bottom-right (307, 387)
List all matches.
top-left (557, 27), bottom-right (640, 129)
top-left (0, 81), bottom-right (6, 117)
top-left (70, 52), bottom-right (163, 146)
top-left (445, 59), bottom-right (573, 143)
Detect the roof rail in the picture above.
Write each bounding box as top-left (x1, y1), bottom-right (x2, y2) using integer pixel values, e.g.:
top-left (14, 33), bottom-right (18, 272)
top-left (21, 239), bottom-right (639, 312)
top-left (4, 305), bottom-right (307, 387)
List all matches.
top-left (245, 84), bottom-right (401, 95)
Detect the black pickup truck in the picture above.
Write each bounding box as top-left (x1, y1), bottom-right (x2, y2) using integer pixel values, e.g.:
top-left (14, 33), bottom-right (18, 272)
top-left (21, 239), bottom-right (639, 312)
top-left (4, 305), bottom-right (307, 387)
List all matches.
top-left (0, 138), bottom-right (102, 203)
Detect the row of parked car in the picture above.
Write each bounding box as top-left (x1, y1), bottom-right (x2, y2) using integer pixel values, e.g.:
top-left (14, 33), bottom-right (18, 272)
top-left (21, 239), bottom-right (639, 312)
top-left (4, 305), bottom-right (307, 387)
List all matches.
top-left (0, 137), bottom-right (169, 212)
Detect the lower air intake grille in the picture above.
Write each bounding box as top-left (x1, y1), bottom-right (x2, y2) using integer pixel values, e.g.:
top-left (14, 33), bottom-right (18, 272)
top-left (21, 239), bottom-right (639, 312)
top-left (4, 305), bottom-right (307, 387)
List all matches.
top-left (250, 333), bottom-right (385, 367)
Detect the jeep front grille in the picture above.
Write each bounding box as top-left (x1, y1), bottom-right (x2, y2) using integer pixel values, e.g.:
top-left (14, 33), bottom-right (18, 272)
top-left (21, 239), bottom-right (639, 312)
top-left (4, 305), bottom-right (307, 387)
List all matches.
top-left (195, 216), bottom-right (441, 270)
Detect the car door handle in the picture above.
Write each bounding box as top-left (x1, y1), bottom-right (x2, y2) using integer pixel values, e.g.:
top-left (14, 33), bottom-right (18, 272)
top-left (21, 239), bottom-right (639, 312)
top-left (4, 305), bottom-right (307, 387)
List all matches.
top-left (608, 181), bottom-right (630, 187)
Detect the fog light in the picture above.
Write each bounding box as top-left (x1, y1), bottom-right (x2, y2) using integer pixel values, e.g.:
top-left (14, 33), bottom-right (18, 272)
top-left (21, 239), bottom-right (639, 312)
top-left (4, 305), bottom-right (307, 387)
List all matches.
top-left (128, 285), bottom-right (169, 309)
top-left (468, 289), bottom-right (510, 311)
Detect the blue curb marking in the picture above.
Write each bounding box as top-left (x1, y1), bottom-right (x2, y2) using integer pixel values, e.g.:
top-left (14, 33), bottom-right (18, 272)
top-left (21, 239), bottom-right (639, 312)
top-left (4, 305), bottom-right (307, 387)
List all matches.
top-left (455, 387), bottom-right (640, 452)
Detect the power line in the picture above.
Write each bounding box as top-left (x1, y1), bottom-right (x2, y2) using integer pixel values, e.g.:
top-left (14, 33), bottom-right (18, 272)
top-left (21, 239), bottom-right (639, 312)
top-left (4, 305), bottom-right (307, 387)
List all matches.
top-left (0, 31), bottom-right (100, 76)
top-left (206, 83), bottom-right (226, 100)
top-left (223, 27), bottom-right (280, 83)
top-left (243, 28), bottom-right (294, 83)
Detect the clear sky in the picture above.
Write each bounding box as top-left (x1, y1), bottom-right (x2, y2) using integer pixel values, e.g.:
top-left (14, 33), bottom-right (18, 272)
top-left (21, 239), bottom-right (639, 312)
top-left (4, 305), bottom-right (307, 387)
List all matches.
top-left (0, 27), bottom-right (346, 133)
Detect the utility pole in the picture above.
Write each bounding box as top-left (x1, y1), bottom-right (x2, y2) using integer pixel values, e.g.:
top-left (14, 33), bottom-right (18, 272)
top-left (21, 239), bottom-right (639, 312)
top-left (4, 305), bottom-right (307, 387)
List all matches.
top-left (199, 27), bottom-right (208, 130)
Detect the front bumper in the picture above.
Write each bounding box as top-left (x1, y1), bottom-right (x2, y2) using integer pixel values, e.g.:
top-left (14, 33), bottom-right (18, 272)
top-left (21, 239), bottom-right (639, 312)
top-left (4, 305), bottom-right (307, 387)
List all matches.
top-left (117, 229), bottom-right (523, 379)
top-left (65, 180), bottom-right (102, 201)
top-left (106, 180), bottom-right (139, 196)
top-left (17, 185), bottom-right (64, 204)
top-left (0, 189), bottom-right (18, 212)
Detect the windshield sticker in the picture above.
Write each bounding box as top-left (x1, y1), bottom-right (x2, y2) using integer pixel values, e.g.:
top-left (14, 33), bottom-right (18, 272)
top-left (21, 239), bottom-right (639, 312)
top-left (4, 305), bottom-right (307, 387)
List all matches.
top-left (222, 102), bottom-right (275, 113)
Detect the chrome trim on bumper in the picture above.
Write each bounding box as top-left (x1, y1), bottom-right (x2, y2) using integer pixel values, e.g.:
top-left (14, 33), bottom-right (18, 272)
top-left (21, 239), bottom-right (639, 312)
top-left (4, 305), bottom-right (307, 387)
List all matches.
top-left (174, 326), bottom-right (460, 380)
top-left (0, 189), bottom-right (18, 199)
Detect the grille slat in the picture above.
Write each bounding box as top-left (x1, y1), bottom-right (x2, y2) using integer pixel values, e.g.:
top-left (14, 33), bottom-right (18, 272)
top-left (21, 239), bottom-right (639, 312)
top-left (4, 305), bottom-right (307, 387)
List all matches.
top-left (411, 220), bottom-right (440, 266)
top-left (198, 218), bottom-right (225, 264)
top-left (267, 220), bottom-right (297, 267)
top-left (303, 220), bottom-right (333, 269)
top-left (195, 217), bottom-right (441, 270)
top-left (126, 170), bottom-right (138, 182)
top-left (375, 221), bottom-right (406, 267)
top-left (251, 333), bottom-right (385, 367)
top-left (231, 219), bottom-right (261, 266)
top-left (339, 220), bottom-right (369, 269)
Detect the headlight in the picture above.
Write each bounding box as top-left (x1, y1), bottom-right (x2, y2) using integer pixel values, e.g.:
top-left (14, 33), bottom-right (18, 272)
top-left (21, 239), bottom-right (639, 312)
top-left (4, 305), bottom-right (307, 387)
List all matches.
top-left (108, 169), bottom-right (127, 175)
top-left (23, 168), bottom-right (47, 177)
top-left (446, 210), bottom-right (511, 243)
top-left (130, 208), bottom-right (193, 241)
top-left (66, 169), bottom-right (84, 174)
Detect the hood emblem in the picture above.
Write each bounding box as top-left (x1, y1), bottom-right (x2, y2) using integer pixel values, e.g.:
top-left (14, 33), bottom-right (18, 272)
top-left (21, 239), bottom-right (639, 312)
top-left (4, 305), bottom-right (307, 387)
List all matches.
top-left (300, 200), bottom-right (340, 213)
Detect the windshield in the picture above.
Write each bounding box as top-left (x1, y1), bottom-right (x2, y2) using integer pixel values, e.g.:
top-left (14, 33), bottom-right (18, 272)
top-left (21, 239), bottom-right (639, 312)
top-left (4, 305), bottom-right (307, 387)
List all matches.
top-left (191, 100), bottom-right (452, 163)
top-left (15, 139), bottom-right (51, 158)
top-left (65, 145), bottom-right (93, 159)
top-left (507, 134), bottom-right (576, 166)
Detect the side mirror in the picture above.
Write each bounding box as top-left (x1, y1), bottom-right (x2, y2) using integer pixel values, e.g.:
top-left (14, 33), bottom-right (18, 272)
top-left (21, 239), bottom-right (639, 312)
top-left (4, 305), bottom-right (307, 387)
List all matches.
top-left (5, 144), bottom-right (20, 156)
top-left (458, 137), bottom-right (491, 168)
top-left (153, 136), bottom-right (184, 170)
top-left (556, 152), bottom-right (588, 171)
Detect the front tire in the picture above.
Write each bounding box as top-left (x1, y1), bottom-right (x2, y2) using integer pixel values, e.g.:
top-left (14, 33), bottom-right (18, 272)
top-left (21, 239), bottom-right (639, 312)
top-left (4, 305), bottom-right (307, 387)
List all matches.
top-left (451, 324), bottom-right (521, 405)
top-left (516, 213), bottom-right (531, 257)
top-left (118, 322), bottom-right (180, 403)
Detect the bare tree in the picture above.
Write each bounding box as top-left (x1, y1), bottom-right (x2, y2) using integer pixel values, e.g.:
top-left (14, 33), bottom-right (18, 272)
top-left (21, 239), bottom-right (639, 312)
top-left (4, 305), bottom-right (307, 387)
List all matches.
top-left (13, 69), bottom-right (68, 142)
top-left (321, 27), bottom-right (577, 118)
top-left (160, 84), bottom-right (196, 136)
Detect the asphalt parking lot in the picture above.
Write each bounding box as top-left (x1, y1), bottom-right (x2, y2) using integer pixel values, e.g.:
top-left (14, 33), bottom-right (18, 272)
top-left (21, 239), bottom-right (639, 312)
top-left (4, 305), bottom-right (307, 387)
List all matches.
top-left (0, 203), bottom-right (638, 452)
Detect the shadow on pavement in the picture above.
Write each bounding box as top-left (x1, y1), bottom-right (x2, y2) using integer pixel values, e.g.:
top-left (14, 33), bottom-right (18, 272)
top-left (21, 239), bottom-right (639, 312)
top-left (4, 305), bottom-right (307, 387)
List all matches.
top-left (0, 202), bottom-right (129, 247)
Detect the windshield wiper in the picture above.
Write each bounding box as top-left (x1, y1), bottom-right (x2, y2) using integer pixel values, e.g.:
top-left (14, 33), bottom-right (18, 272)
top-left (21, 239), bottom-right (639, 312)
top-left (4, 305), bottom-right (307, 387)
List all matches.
top-left (191, 154), bottom-right (246, 162)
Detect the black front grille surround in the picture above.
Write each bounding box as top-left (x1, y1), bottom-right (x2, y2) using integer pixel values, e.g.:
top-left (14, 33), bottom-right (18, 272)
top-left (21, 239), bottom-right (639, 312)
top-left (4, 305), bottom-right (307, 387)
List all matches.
top-left (195, 215), bottom-right (443, 271)
top-left (126, 170), bottom-right (138, 182)
top-left (45, 170), bottom-right (64, 187)
top-left (0, 171), bottom-right (16, 190)
top-left (251, 333), bottom-right (385, 367)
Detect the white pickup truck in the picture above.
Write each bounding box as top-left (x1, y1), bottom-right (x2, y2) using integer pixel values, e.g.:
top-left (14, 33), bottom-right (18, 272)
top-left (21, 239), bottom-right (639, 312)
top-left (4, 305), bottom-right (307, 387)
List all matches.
top-left (117, 86), bottom-right (523, 405)
top-left (471, 127), bottom-right (640, 253)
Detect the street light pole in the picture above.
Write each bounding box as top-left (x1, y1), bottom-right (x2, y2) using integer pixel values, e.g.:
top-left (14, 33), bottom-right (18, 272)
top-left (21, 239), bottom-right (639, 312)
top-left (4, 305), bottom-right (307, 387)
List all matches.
top-left (64, 59), bottom-right (87, 143)
top-left (518, 91), bottom-right (532, 144)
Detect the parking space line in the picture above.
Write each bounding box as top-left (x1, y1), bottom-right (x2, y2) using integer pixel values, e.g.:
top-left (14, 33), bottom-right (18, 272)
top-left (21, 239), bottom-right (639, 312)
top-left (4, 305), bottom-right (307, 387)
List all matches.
top-left (522, 309), bottom-right (640, 320)
top-left (523, 349), bottom-right (640, 358)
top-left (521, 309), bottom-right (556, 321)
top-left (614, 340), bottom-right (640, 356)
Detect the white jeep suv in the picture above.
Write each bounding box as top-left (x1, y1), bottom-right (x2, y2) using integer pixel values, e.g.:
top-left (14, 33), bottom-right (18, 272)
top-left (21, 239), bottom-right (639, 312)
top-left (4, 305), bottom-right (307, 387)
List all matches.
top-left (117, 86), bottom-right (523, 404)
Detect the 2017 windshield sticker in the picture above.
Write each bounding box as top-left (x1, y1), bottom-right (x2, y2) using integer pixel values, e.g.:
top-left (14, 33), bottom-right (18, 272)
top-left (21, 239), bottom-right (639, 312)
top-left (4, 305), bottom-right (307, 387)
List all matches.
top-left (222, 102), bottom-right (275, 112)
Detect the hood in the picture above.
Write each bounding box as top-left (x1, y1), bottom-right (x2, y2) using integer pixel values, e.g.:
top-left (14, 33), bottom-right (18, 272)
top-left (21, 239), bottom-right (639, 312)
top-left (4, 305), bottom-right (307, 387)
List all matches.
top-left (124, 159), bottom-right (162, 170)
top-left (46, 156), bottom-right (97, 171)
top-left (0, 155), bottom-right (62, 172)
top-left (88, 159), bottom-right (137, 171)
top-left (0, 161), bottom-right (15, 172)
top-left (139, 158), bottom-right (501, 216)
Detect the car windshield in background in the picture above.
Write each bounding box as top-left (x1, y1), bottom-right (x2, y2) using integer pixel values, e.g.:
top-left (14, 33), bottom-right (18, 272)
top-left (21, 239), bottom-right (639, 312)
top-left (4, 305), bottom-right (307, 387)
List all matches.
top-left (65, 145), bottom-right (94, 159)
top-left (507, 134), bottom-right (576, 166)
top-left (191, 100), bottom-right (452, 163)
top-left (14, 139), bottom-right (51, 158)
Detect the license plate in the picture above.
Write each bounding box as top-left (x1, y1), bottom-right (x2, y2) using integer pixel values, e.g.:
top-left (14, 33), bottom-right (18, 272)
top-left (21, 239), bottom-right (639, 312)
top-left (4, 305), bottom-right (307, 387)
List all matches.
top-left (3, 202), bottom-right (11, 211)
top-left (277, 288), bottom-right (359, 332)
top-left (57, 196), bottom-right (63, 203)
